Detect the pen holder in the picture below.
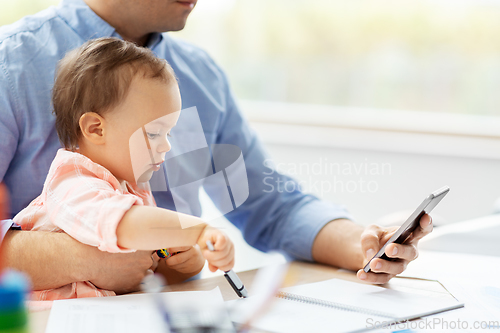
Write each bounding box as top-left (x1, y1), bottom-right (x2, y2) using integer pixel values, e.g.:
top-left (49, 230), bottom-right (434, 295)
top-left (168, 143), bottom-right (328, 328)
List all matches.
top-left (0, 270), bottom-right (30, 333)
top-left (141, 274), bottom-right (236, 333)
top-left (167, 308), bottom-right (237, 333)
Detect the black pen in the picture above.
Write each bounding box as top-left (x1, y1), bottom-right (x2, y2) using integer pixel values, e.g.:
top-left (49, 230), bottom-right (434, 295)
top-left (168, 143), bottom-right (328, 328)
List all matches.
top-left (206, 240), bottom-right (248, 298)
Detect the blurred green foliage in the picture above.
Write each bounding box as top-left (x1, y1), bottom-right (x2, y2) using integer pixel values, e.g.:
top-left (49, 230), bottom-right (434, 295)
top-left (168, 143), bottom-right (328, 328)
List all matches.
top-left (178, 0), bottom-right (500, 115)
top-left (2, 0), bottom-right (500, 116)
top-left (0, 0), bottom-right (59, 26)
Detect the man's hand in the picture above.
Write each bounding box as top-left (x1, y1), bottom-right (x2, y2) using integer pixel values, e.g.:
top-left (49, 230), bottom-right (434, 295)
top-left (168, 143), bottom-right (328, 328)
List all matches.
top-left (3, 230), bottom-right (159, 293)
top-left (154, 245), bottom-right (205, 285)
top-left (312, 216), bottom-right (433, 283)
top-left (162, 246), bottom-right (205, 275)
top-left (88, 249), bottom-right (159, 294)
top-left (356, 214), bottom-right (433, 284)
top-left (0, 182), bottom-right (9, 220)
top-left (0, 182), bottom-right (9, 272)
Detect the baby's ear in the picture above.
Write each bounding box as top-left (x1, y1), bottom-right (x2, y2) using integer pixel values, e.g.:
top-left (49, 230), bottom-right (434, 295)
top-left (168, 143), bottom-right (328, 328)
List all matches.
top-left (79, 112), bottom-right (106, 145)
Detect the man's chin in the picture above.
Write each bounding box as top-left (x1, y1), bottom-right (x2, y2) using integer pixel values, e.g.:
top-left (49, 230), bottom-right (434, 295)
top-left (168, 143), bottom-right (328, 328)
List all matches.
top-left (158, 14), bottom-right (191, 32)
top-left (162, 22), bottom-right (188, 32)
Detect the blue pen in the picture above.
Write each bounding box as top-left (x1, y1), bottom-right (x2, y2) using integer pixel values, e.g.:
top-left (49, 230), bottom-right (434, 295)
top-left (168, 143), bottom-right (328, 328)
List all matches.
top-left (206, 240), bottom-right (248, 298)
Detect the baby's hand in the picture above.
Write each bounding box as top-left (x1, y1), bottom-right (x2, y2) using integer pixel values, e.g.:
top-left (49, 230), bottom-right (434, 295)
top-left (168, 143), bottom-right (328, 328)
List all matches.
top-left (198, 227), bottom-right (235, 272)
top-left (163, 246), bottom-right (205, 276)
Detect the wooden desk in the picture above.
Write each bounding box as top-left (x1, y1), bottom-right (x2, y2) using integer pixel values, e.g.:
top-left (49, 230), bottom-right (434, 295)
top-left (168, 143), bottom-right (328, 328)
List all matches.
top-left (29, 261), bottom-right (450, 333)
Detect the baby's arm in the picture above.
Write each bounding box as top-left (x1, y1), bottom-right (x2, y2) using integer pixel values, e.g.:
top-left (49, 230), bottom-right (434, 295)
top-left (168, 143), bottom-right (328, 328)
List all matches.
top-left (116, 205), bottom-right (208, 249)
top-left (116, 205), bottom-right (234, 272)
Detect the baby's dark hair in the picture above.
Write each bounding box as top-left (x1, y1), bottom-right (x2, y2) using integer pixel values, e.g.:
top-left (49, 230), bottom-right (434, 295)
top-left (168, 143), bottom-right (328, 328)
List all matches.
top-left (52, 37), bottom-right (176, 150)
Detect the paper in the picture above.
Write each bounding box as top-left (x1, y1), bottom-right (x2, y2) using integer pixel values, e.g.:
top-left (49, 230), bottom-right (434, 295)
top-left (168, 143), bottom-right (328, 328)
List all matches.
top-left (231, 262), bottom-right (289, 325)
top-left (247, 298), bottom-right (384, 333)
top-left (419, 214), bottom-right (500, 258)
top-left (401, 250), bottom-right (500, 281)
top-left (428, 277), bottom-right (500, 332)
top-left (46, 287), bottom-right (233, 333)
top-left (386, 250), bottom-right (500, 332)
top-left (228, 279), bottom-right (463, 333)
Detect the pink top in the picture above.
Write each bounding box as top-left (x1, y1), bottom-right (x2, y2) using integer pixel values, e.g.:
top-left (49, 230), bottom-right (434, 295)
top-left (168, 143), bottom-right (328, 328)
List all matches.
top-left (14, 149), bottom-right (156, 300)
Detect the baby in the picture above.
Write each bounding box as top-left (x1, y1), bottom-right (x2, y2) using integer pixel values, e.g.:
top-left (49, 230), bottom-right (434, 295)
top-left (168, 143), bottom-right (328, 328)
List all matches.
top-left (13, 38), bottom-right (234, 300)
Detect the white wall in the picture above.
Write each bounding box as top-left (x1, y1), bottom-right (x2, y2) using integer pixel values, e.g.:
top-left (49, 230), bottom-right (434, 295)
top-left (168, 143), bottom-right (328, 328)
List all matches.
top-left (201, 101), bottom-right (500, 275)
top-left (262, 144), bottom-right (500, 226)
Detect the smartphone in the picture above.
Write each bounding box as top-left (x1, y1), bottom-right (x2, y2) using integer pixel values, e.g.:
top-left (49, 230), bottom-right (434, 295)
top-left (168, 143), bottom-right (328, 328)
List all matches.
top-left (363, 186), bottom-right (450, 273)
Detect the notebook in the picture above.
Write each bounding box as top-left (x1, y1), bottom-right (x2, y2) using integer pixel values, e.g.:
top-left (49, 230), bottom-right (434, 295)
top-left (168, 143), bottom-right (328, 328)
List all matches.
top-left (228, 278), bottom-right (464, 333)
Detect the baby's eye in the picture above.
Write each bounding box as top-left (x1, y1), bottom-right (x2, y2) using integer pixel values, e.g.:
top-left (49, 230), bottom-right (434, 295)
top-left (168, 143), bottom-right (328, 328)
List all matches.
top-left (147, 132), bottom-right (160, 140)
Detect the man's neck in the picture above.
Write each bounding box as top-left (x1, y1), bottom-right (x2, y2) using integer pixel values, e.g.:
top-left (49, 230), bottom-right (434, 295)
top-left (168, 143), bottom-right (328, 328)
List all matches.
top-left (83, 0), bottom-right (150, 46)
top-left (118, 32), bottom-right (150, 48)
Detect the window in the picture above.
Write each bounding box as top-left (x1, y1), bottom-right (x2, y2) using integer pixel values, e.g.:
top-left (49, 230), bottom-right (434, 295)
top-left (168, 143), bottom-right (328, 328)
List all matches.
top-left (3, 0), bottom-right (500, 117)
top-left (177, 0), bottom-right (500, 117)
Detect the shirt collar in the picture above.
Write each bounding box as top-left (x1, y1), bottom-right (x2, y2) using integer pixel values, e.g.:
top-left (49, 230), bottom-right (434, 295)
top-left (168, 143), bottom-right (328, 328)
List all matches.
top-left (56, 0), bottom-right (115, 41)
top-left (146, 33), bottom-right (164, 49)
top-left (56, 0), bottom-right (163, 48)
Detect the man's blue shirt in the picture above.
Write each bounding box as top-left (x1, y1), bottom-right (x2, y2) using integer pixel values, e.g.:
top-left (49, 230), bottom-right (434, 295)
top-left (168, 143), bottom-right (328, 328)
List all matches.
top-left (0, 0), bottom-right (351, 260)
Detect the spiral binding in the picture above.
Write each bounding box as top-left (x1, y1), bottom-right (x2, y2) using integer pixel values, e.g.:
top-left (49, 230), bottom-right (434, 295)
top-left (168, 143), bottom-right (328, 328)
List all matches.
top-left (276, 291), bottom-right (395, 319)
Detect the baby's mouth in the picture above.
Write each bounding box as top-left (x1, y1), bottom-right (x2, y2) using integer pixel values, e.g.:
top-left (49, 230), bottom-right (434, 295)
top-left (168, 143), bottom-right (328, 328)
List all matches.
top-left (150, 160), bottom-right (164, 171)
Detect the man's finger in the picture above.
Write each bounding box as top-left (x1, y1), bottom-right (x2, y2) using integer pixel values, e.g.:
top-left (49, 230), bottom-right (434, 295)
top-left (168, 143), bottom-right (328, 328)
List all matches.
top-left (385, 243), bottom-right (418, 261)
top-left (167, 246), bottom-right (192, 253)
top-left (357, 269), bottom-right (394, 285)
top-left (150, 252), bottom-right (160, 270)
top-left (360, 225), bottom-right (383, 260)
top-left (369, 258), bottom-right (407, 275)
top-left (165, 249), bottom-right (194, 266)
top-left (409, 214), bottom-right (433, 243)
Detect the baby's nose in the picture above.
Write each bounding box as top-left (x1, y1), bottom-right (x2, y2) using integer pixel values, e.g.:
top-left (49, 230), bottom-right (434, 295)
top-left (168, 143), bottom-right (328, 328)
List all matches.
top-left (157, 137), bottom-right (171, 153)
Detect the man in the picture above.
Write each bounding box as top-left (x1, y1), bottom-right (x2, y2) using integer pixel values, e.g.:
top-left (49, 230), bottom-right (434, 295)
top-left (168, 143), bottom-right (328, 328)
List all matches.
top-left (0, 0), bottom-right (432, 293)
top-left (0, 183), bottom-right (9, 245)
top-left (0, 183), bottom-right (6, 272)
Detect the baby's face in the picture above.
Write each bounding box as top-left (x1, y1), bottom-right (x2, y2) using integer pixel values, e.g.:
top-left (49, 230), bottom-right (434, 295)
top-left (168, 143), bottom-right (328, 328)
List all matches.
top-left (103, 76), bottom-right (181, 184)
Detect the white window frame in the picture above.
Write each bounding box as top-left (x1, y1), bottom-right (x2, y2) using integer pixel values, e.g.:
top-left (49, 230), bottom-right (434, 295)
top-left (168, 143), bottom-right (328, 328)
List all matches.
top-left (241, 100), bottom-right (500, 161)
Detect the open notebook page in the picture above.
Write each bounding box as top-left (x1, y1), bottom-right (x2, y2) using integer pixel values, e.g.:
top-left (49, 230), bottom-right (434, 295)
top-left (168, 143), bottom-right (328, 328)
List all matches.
top-left (228, 278), bottom-right (463, 333)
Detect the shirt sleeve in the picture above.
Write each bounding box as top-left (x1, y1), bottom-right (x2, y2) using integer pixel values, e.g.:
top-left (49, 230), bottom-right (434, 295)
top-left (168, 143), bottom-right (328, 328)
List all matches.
top-left (202, 62), bottom-right (353, 261)
top-left (0, 220), bottom-right (20, 244)
top-left (0, 59), bottom-right (20, 183)
top-left (44, 161), bottom-right (142, 253)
